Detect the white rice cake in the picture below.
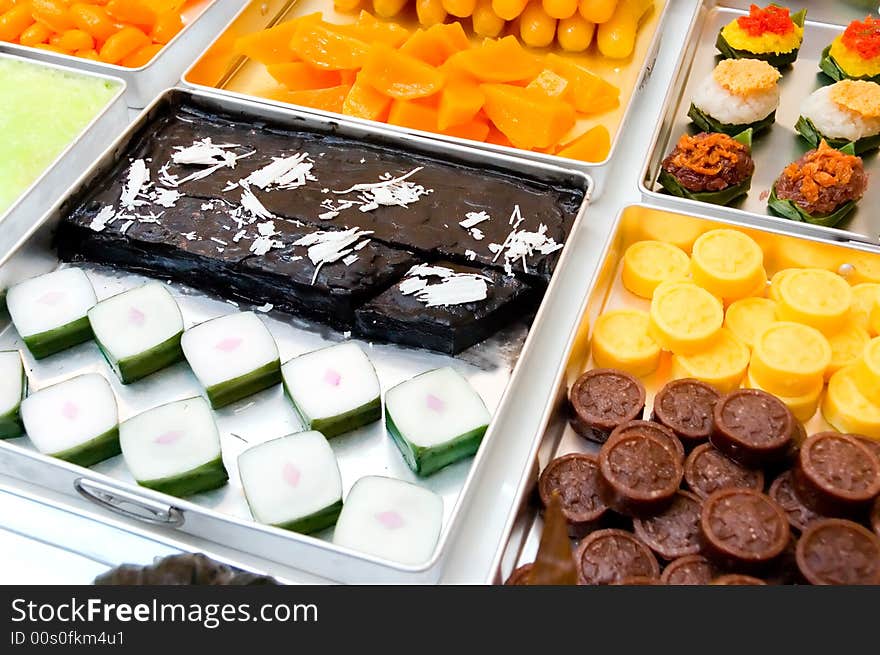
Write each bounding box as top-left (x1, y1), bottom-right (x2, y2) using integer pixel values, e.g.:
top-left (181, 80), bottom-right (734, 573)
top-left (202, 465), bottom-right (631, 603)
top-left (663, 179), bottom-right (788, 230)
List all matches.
top-left (333, 476), bottom-right (443, 566)
top-left (385, 367), bottom-right (490, 476)
top-left (239, 430), bottom-right (343, 534)
top-left (181, 311), bottom-right (281, 408)
top-left (119, 397), bottom-right (227, 498)
top-left (7, 268), bottom-right (97, 359)
top-left (88, 283), bottom-right (184, 384)
top-left (281, 342), bottom-right (381, 438)
top-left (0, 350), bottom-right (26, 439)
top-left (20, 373), bottom-right (119, 467)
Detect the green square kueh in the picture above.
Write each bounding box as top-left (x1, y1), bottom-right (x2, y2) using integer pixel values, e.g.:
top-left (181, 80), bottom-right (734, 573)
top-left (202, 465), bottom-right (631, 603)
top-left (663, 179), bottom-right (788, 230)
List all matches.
top-left (206, 360), bottom-right (281, 409)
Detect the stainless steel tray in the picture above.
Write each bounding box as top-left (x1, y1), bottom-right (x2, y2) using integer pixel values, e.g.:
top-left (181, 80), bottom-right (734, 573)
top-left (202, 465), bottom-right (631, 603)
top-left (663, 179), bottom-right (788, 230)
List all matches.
top-left (488, 202), bottom-right (880, 584)
top-left (0, 88), bottom-right (592, 584)
top-left (641, 0), bottom-right (880, 247)
top-left (0, 1), bottom-right (246, 108)
top-left (181, 0), bottom-right (674, 197)
top-left (0, 53), bottom-right (127, 255)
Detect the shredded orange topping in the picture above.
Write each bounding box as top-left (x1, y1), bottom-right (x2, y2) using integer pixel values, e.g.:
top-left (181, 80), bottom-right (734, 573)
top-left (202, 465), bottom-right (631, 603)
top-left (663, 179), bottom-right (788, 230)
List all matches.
top-left (782, 141), bottom-right (861, 203)
top-left (842, 16), bottom-right (880, 61)
top-left (737, 4), bottom-right (795, 37)
top-left (668, 133), bottom-right (748, 176)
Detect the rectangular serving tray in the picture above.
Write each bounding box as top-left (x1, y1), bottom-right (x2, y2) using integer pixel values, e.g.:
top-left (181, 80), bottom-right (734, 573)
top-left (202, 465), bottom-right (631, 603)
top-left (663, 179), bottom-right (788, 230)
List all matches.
top-left (0, 0), bottom-right (246, 108)
top-left (488, 202), bottom-right (880, 583)
top-left (640, 0), bottom-right (880, 247)
top-left (0, 87), bottom-right (592, 584)
top-left (180, 0), bottom-right (674, 196)
top-left (0, 53), bottom-right (127, 259)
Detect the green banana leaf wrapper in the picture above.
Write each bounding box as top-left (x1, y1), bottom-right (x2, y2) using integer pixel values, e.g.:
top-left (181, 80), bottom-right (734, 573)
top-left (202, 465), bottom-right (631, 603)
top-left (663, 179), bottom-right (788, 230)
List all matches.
top-left (715, 9), bottom-right (806, 68)
top-left (820, 45), bottom-right (880, 83)
top-left (688, 103), bottom-right (775, 137)
top-left (767, 187), bottom-right (858, 227)
top-left (658, 129), bottom-right (753, 206)
top-left (795, 116), bottom-right (880, 154)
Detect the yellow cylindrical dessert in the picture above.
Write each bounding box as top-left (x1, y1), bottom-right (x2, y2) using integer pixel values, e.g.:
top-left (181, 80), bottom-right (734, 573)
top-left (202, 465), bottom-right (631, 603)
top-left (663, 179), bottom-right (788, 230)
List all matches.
top-left (776, 268), bottom-right (852, 334)
top-left (591, 309), bottom-right (661, 377)
top-left (843, 252), bottom-right (880, 285)
top-left (850, 283), bottom-right (880, 334)
top-left (771, 238), bottom-right (843, 273)
top-left (636, 213), bottom-right (706, 253)
top-left (746, 367), bottom-right (822, 423)
top-left (852, 336), bottom-right (880, 406)
top-left (621, 240), bottom-right (690, 299)
top-left (690, 229), bottom-right (765, 301)
top-left (823, 366), bottom-right (880, 439)
top-left (870, 296), bottom-right (880, 337)
top-left (649, 281), bottom-right (723, 355)
top-left (724, 297), bottom-right (777, 349)
top-left (670, 328), bottom-right (749, 393)
top-left (749, 322), bottom-right (831, 397)
top-left (826, 323), bottom-right (871, 380)
top-left (767, 268), bottom-right (796, 303)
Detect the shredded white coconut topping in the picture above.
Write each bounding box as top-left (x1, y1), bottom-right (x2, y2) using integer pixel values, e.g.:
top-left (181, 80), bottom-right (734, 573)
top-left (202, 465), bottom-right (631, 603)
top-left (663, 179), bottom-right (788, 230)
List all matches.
top-left (399, 264), bottom-right (490, 307)
top-left (291, 228), bottom-right (373, 284)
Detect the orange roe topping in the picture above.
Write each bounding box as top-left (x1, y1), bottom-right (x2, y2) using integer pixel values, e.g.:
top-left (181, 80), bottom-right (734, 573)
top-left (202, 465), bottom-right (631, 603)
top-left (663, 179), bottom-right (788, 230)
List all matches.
top-left (737, 4), bottom-right (794, 37)
top-left (669, 133), bottom-right (749, 176)
top-left (782, 141), bottom-right (862, 204)
top-left (842, 16), bottom-right (880, 61)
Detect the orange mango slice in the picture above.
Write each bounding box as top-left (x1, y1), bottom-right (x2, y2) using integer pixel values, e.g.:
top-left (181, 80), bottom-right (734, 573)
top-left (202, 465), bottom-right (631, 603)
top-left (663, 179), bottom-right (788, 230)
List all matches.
top-left (266, 62), bottom-right (343, 90)
top-left (106, 0), bottom-right (156, 29)
top-left (360, 43), bottom-right (446, 100)
top-left (545, 54), bottom-right (619, 114)
top-left (388, 100), bottom-right (439, 132)
top-left (527, 69), bottom-right (570, 99)
top-left (99, 25), bottom-right (150, 64)
top-left (120, 42), bottom-right (163, 67)
top-left (32, 0), bottom-right (74, 33)
top-left (332, 10), bottom-right (410, 48)
top-left (69, 3), bottom-right (117, 42)
top-left (151, 10), bottom-right (183, 44)
top-left (445, 36), bottom-right (542, 83)
top-left (442, 117), bottom-right (491, 141)
top-left (557, 125), bottom-right (611, 162)
top-left (399, 22), bottom-right (470, 67)
top-left (344, 74), bottom-right (393, 121)
top-left (234, 15), bottom-right (319, 65)
top-left (481, 83), bottom-right (576, 149)
top-left (438, 77), bottom-right (484, 129)
top-left (266, 84), bottom-right (352, 113)
top-left (290, 22), bottom-right (371, 71)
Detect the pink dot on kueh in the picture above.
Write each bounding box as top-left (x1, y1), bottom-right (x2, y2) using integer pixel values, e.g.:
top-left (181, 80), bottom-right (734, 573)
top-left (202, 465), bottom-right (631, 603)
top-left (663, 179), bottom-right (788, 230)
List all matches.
top-left (282, 462), bottom-right (302, 488)
top-left (324, 368), bottom-right (342, 387)
top-left (128, 307), bottom-right (146, 326)
top-left (155, 430), bottom-right (183, 445)
top-left (38, 290), bottom-right (63, 306)
top-left (426, 394), bottom-right (445, 412)
top-left (215, 336), bottom-right (243, 352)
top-left (376, 510), bottom-right (405, 530)
top-left (61, 402), bottom-right (79, 420)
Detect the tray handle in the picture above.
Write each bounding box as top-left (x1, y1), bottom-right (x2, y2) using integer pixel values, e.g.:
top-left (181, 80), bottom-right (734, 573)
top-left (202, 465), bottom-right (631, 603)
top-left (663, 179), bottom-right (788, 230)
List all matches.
top-left (74, 477), bottom-right (184, 527)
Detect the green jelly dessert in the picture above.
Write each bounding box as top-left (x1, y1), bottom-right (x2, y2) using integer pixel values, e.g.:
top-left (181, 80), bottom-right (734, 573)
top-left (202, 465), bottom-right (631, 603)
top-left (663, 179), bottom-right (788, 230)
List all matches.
top-left (0, 58), bottom-right (118, 215)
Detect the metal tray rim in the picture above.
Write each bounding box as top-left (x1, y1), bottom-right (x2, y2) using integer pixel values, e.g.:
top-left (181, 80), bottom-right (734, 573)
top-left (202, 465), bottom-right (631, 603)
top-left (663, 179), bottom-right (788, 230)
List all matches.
top-left (0, 52), bottom-right (127, 226)
top-left (0, 86), bottom-right (594, 580)
top-left (179, 0), bottom-right (675, 178)
top-left (486, 199), bottom-right (880, 583)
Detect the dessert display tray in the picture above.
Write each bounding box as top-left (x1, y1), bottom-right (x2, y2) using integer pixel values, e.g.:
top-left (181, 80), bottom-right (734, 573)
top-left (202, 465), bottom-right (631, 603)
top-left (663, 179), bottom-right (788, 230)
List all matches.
top-left (0, 88), bottom-right (591, 584)
top-left (0, 53), bottom-right (127, 255)
top-left (488, 203), bottom-right (880, 583)
top-left (640, 0), bottom-right (880, 247)
top-left (0, 1), bottom-right (246, 108)
top-left (181, 0), bottom-right (673, 196)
